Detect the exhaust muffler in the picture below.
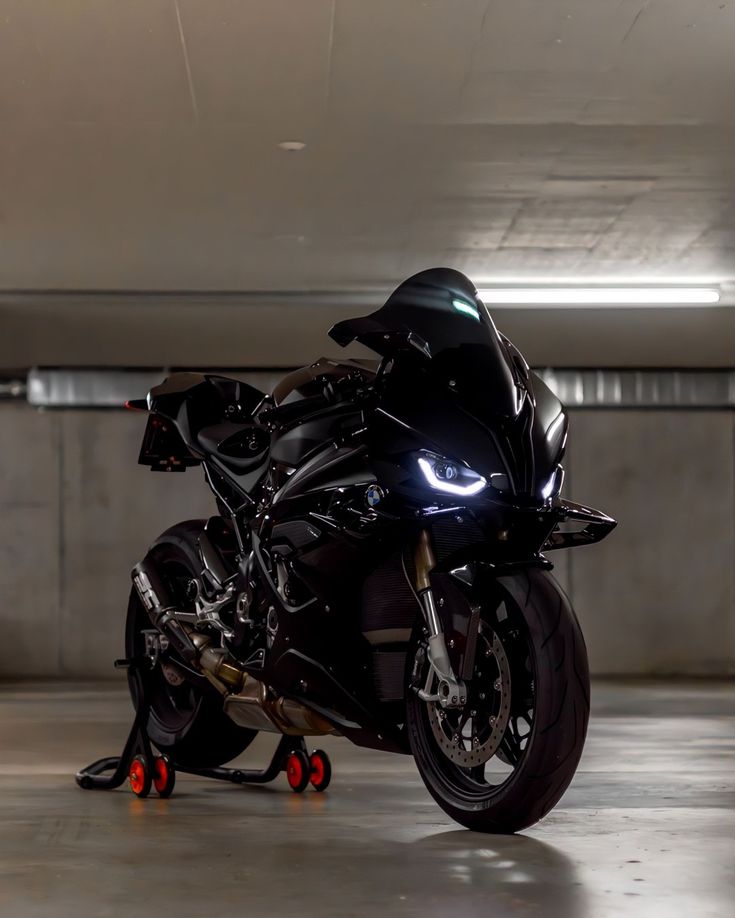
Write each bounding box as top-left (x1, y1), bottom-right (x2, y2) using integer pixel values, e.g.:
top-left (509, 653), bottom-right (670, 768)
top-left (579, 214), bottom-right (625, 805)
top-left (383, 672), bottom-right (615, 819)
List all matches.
top-left (132, 559), bottom-right (200, 668)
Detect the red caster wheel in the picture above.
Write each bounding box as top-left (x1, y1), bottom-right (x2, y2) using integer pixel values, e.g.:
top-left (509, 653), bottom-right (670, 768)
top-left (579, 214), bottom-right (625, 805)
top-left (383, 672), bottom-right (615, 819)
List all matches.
top-left (153, 755), bottom-right (176, 798)
top-left (128, 754), bottom-right (152, 798)
top-left (309, 750), bottom-right (332, 792)
top-left (285, 751), bottom-right (310, 793)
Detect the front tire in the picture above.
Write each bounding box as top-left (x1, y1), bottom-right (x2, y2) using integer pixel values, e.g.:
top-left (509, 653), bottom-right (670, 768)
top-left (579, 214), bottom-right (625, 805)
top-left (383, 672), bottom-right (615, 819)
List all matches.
top-left (125, 521), bottom-right (257, 769)
top-left (406, 568), bottom-right (589, 833)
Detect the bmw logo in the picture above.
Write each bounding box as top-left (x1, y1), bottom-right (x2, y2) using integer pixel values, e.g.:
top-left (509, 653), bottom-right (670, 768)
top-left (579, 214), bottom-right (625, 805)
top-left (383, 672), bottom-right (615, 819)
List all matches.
top-left (365, 484), bottom-right (385, 508)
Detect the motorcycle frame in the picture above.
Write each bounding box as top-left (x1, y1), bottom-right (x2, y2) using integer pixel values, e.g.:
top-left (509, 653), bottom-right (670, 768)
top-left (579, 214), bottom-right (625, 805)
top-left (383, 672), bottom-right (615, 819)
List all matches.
top-left (130, 365), bottom-right (615, 756)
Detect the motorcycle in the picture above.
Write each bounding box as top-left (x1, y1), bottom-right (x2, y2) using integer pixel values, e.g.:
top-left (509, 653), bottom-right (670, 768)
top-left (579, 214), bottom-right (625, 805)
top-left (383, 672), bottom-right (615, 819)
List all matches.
top-left (124, 267), bottom-right (615, 832)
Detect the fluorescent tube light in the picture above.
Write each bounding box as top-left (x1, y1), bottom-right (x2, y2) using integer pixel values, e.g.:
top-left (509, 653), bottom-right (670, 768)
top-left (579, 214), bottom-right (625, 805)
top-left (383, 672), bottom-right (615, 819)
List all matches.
top-left (477, 287), bottom-right (721, 306)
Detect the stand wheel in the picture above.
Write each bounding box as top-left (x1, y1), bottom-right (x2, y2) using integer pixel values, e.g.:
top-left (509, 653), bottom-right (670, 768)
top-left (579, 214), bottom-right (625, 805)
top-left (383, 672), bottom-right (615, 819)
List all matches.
top-left (153, 755), bottom-right (176, 798)
top-left (309, 750), bottom-right (332, 792)
top-left (129, 755), bottom-right (152, 798)
top-left (285, 751), bottom-right (310, 793)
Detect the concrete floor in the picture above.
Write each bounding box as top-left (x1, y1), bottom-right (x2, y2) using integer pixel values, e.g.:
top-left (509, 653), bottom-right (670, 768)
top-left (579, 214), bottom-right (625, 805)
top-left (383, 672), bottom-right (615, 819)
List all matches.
top-left (0, 681), bottom-right (733, 918)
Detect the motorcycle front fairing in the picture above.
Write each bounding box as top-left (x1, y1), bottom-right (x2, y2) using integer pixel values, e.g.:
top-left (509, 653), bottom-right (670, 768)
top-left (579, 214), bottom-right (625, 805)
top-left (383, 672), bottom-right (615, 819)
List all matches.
top-left (330, 267), bottom-right (614, 567)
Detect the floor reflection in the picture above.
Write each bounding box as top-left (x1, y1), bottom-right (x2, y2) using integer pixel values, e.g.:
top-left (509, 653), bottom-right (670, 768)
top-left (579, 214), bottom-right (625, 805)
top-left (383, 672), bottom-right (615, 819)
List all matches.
top-left (408, 830), bottom-right (586, 917)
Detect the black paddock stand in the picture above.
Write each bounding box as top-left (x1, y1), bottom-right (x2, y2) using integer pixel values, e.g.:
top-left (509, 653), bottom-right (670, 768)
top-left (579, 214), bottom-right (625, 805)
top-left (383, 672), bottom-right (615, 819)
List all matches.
top-left (76, 658), bottom-right (332, 798)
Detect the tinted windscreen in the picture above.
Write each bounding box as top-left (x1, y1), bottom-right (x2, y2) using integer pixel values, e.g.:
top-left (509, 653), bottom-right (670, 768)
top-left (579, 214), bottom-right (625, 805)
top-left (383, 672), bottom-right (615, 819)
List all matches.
top-left (331, 268), bottom-right (522, 421)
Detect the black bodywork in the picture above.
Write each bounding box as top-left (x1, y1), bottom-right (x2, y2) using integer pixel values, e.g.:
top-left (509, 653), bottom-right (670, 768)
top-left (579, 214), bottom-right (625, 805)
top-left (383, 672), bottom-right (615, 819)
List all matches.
top-left (132, 268), bottom-right (615, 753)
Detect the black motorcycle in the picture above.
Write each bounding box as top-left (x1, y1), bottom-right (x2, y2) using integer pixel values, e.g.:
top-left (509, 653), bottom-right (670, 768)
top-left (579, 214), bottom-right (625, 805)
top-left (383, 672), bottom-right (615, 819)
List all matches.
top-left (125, 268), bottom-right (615, 832)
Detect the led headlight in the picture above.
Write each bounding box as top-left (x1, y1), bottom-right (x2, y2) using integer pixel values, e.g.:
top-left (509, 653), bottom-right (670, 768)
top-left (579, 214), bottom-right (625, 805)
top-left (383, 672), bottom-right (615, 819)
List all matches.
top-left (416, 451), bottom-right (488, 496)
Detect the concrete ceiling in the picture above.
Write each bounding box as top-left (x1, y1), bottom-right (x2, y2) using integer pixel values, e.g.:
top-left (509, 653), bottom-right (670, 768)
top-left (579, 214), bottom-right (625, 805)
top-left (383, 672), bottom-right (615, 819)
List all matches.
top-left (1, 1), bottom-right (734, 366)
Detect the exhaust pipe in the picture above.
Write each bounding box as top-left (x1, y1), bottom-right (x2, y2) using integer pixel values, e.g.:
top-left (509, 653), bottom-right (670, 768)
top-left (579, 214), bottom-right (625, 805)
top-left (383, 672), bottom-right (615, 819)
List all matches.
top-left (131, 556), bottom-right (335, 737)
top-left (221, 679), bottom-right (336, 735)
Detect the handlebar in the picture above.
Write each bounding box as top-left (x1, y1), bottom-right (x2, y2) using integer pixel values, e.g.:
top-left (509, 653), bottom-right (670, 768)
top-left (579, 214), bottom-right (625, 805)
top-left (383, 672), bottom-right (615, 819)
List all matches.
top-left (257, 374), bottom-right (372, 428)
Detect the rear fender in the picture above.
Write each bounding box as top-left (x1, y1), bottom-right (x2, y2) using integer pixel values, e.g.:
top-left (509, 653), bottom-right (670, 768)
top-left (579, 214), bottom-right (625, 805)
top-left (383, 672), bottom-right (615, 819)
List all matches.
top-left (130, 372), bottom-right (267, 473)
top-left (136, 412), bottom-right (201, 472)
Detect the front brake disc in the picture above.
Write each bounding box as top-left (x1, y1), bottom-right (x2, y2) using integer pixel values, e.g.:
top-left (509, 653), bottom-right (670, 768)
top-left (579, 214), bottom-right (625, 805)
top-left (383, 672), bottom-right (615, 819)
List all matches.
top-left (427, 629), bottom-right (511, 768)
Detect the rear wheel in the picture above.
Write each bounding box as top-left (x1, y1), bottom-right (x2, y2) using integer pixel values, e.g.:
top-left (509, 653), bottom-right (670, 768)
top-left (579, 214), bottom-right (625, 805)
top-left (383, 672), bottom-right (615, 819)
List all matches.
top-left (125, 522), bottom-right (257, 769)
top-left (406, 568), bottom-right (589, 833)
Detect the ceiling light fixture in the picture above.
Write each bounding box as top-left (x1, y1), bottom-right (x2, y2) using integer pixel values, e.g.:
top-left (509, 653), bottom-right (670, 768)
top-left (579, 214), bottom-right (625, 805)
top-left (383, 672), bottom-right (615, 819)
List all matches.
top-left (475, 275), bottom-right (721, 285)
top-left (476, 287), bottom-right (721, 307)
top-left (278, 140), bottom-right (306, 152)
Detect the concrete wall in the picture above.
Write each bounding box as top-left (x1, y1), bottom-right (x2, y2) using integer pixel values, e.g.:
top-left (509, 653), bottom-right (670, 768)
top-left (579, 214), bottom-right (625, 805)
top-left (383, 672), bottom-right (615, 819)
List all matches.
top-left (0, 404), bottom-right (215, 677)
top-left (567, 410), bottom-right (735, 675)
top-left (1, 402), bottom-right (733, 677)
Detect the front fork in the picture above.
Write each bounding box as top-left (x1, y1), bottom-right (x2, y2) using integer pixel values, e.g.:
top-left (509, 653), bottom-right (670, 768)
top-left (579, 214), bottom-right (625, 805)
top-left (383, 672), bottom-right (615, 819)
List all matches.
top-left (414, 530), bottom-right (467, 709)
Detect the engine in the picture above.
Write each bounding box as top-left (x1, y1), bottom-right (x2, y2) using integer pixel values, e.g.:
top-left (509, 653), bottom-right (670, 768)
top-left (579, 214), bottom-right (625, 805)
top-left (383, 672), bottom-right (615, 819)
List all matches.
top-left (132, 543), bottom-right (336, 739)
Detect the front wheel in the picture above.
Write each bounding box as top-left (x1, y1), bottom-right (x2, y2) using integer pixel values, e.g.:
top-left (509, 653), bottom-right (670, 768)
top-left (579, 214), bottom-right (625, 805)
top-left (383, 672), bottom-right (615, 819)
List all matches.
top-left (406, 568), bottom-right (589, 833)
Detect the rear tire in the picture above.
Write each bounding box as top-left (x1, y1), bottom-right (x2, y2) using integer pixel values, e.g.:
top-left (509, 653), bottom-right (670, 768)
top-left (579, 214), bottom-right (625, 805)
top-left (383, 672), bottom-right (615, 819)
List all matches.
top-left (125, 521), bottom-right (257, 769)
top-left (406, 568), bottom-right (589, 833)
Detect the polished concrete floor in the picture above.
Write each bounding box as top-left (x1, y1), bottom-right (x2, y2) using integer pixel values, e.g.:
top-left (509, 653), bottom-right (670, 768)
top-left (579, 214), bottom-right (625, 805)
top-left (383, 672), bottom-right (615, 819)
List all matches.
top-left (0, 680), bottom-right (733, 918)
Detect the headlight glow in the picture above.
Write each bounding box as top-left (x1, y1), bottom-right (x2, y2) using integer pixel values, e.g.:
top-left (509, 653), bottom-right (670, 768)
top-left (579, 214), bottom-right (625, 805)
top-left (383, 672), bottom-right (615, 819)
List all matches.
top-left (417, 452), bottom-right (487, 496)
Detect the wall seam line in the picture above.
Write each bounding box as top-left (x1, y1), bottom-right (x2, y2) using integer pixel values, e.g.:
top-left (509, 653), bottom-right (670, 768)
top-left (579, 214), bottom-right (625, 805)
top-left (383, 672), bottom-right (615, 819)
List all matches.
top-left (57, 414), bottom-right (65, 676)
